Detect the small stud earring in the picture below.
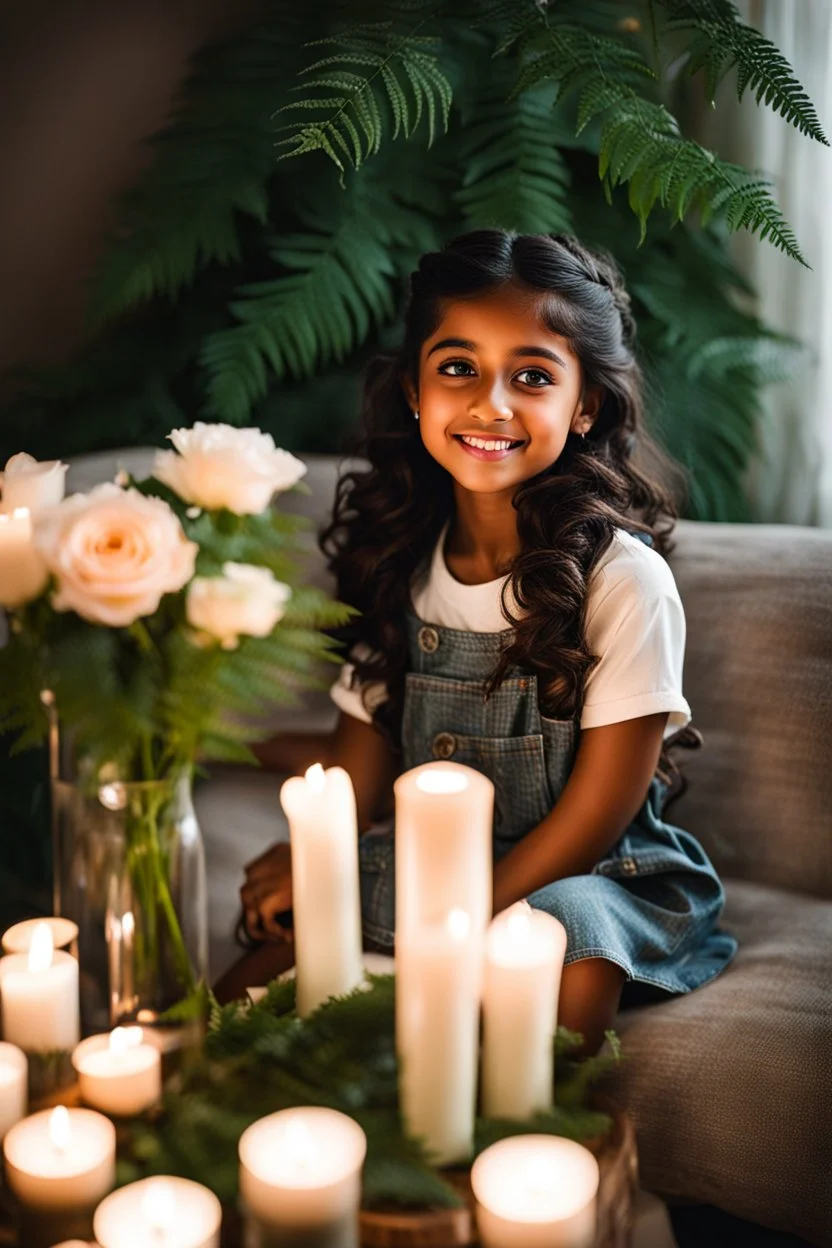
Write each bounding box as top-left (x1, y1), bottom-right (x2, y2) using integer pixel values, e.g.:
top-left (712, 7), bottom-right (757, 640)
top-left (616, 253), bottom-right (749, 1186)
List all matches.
top-left (414, 409), bottom-right (420, 420)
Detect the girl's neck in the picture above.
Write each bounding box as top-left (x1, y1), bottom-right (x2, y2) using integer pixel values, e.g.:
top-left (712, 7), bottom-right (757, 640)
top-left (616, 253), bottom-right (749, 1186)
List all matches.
top-left (445, 492), bottom-right (521, 583)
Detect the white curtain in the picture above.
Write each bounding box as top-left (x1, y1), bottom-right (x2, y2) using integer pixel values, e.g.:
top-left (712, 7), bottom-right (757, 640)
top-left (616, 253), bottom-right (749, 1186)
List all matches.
top-left (695, 0), bottom-right (832, 528)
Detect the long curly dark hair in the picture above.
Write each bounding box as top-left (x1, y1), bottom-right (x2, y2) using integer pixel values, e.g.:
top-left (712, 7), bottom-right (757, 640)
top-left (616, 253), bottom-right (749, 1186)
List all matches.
top-left (319, 229), bottom-right (685, 758)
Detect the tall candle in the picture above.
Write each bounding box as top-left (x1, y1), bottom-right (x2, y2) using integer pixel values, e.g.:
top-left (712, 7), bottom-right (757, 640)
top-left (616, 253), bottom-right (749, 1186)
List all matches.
top-left (481, 904), bottom-right (567, 1119)
top-left (72, 1026), bottom-right (161, 1116)
top-left (0, 1042), bottom-right (27, 1138)
top-left (470, 1134), bottom-right (600, 1248)
top-left (2, 916), bottom-right (78, 957)
top-left (396, 908), bottom-right (483, 1166)
top-left (0, 507), bottom-right (49, 608)
top-left (394, 762), bottom-right (493, 939)
top-left (94, 1175), bottom-right (222, 1248)
top-left (238, 1107), bottom-right (367, 1246)
top-left (279, 764), bottom-right (363, 1017)
top-left (0, 923), bottom-right (80, 1051)
top-left (3, 1107), bottom-right (115, 1230)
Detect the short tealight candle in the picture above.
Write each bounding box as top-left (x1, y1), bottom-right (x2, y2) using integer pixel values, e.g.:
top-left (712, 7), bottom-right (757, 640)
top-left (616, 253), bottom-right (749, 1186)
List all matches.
top-left (72, 1026), bottom-right (162, 1116)
top-left (3, 1105), bottom-right (115, 1212)
top-left (93, 1175), bottom-right (222, 1248)
top-left (0, 1041), bottom-right (27, 1137)
top-left (0, 922), bottom-right (80, 1052)
top-left (470, 1134), bottom-right (600, 1248)
top-left (238, 1107), bottom-right (367, 1246)
top-left (2, 916), bottom-right (79, 957)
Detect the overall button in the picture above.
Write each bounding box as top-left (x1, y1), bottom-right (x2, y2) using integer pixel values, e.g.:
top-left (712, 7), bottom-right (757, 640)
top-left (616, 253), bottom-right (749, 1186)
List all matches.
top-left (621, 857), bottom-right (638, 876)
top-left (432, 732), bottom-right (457, 759)
top-left (417, 625), bottom-right (440, 654)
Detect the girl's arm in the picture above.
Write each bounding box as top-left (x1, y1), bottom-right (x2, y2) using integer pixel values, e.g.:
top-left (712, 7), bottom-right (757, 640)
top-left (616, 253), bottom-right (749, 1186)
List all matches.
top-left (491, 712), bottom-right (669, 915)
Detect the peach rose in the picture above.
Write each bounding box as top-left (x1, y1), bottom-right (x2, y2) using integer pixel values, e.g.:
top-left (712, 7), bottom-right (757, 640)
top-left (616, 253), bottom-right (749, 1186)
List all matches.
top-left (152, 422), bottom-right (307, 514)
top-left (186, 562), bottom-right (292, 650)
top-left (1, 452), bottom-right (67, 514)
top-left (33, 484), bottom-right (198, 627)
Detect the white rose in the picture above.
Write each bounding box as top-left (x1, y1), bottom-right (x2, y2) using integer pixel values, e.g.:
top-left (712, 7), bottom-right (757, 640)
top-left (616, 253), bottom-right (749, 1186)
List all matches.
top-left (33, 484), bottom-right (198, 627)
top-left (186, 562), bottom-right (292, 649)
top-left (152, 422), bottom-right (307, 514)
top-left (1, 453), bottom-right (68, 514)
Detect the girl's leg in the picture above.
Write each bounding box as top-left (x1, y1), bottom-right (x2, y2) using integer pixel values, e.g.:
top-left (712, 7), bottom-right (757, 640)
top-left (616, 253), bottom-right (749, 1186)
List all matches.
top-left (558, 957), bottom-right (628, 1057)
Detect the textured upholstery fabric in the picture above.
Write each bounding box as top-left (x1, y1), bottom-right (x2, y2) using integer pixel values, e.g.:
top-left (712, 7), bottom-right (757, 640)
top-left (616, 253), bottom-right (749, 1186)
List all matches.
top-left (609, 879), bottom-right (832, 1246)
top-left (68, 447), bottom-right (832, 1243)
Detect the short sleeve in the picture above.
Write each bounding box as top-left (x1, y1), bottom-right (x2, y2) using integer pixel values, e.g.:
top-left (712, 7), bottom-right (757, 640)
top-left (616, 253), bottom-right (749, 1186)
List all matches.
top-left (329, 643), bottom-right (388, 724)
top-left (580, 540), bottom-right (691, 734)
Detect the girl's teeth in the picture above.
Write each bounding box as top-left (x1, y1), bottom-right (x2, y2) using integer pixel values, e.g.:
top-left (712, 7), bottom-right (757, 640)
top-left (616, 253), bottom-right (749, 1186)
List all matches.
top-left (460, 436), bottom-right (516, 451)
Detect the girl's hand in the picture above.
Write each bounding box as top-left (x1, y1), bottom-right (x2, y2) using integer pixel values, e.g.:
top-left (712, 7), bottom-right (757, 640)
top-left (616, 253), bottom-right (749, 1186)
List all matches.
top-left (240, 842), bottom-right (294, 942)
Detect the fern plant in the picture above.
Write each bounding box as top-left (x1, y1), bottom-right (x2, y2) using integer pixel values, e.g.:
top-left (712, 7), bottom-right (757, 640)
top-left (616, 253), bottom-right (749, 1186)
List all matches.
top-left (0, 0), bottom-right (825, 524)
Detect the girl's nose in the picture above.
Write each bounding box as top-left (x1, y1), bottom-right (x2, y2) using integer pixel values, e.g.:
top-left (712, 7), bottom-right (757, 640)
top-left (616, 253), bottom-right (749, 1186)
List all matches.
top-left (469, 379), bottom-right (513, 422)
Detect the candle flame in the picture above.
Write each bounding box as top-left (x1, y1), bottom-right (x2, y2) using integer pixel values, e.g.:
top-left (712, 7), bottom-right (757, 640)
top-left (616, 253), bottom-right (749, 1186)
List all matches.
top-left (122, 910), bottom-right (135, 938)
top-left (283, 1116), bottom-right (317, 1174)
top-left (28, 922), bottom-right (53, 972)
top-left (505, 910), bottom-right (532, 945)
top-left (109, 1025), bottom-right (142, 1054)
top-left (416, 769), bottom-right (468, 794)
top-left (447, 908), bottom-right (471, 941)
top-left (305, 762), bottom-right (326, 793)
top-left (49, 1105), bottom-right (71, 1153)
top-left (142, 1177), bottom-right (177, 1230)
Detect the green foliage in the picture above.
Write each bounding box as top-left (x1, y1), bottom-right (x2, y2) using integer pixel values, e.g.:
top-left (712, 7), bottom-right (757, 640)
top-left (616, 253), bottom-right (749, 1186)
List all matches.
top-left (658, 0), bottom-right (830, 141)
top-left (121, 973), bottom-right (620, 1210)
top-left (0, 0), bottom-right (824, 520)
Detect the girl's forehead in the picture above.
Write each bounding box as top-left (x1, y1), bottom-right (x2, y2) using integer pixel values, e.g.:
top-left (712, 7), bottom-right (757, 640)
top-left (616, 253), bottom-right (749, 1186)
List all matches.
top-left (423, 287), bottom-right (578, 362)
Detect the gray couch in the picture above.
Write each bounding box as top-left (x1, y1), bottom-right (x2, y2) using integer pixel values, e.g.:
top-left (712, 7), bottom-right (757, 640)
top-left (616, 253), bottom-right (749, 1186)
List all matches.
top-left (67, 449), bottom-right (832, 1246)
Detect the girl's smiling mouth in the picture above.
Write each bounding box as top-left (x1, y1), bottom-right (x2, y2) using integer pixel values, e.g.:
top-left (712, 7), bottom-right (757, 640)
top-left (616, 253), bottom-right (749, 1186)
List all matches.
top-left (453, 433), bottom-right (526, 461)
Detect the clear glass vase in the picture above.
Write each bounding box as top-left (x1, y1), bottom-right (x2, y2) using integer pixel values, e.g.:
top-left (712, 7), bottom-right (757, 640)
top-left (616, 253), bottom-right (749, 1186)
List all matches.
top-left (53, 769), bottom-right (207, 1031)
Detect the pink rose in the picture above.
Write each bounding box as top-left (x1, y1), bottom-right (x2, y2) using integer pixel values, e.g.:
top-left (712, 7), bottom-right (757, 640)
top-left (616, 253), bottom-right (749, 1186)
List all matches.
top-left (33, 485), bottom-right (198, 627)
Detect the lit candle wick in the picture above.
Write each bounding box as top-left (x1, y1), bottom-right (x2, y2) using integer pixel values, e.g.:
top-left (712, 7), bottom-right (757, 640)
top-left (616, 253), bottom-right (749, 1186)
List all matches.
top-left (305, 762), bottom-right (326, 793)
top-left (143, 1177), bottom-right (176, 1239)
top-left (49, 1105), bottom-right (71, 1155)
top-left (28, 922), bottom-right (54, 972)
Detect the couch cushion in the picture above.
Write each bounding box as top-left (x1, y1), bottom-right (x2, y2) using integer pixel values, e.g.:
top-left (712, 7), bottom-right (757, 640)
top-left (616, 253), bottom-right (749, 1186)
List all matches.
top-left (666, 521), bottom-right (832, 901)
top-left (607, 878), bottom-right (832, 1246)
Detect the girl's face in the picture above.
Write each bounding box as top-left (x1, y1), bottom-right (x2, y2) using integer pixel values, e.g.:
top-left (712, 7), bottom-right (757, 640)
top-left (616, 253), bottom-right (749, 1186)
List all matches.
top-left (405, 285), bottom-right (602, 496)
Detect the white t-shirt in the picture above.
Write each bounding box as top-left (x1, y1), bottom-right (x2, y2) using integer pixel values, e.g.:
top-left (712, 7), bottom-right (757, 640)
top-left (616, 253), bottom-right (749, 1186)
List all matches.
top-left (330, 521), bottom-right (691, 739)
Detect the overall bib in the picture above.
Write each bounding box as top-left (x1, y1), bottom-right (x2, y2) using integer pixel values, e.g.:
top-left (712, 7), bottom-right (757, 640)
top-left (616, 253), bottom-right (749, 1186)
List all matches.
top-left (358, 535), bottom-right (738, 1004)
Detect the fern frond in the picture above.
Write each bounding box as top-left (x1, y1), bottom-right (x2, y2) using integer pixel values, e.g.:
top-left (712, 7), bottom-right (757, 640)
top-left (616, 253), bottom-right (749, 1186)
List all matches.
top-left (199, 169), bottom-right (433, 422)
top-left (88, 8), bottom-right (313, 327)
top-left (657, 0), bottom-right (829, 144)
top-left (274, 24), bottom-right (452, 179)
top-left (454, 57), bottom-right (572, 233)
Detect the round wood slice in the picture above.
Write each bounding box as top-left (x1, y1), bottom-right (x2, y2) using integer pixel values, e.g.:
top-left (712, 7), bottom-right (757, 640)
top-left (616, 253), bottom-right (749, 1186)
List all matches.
top-left (359, 1103), bottom-right (638, 1248)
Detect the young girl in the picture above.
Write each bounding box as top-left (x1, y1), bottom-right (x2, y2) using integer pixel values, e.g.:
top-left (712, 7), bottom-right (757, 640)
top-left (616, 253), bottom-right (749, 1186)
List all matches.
top-left (229, 230), bottom-right (738, 1054)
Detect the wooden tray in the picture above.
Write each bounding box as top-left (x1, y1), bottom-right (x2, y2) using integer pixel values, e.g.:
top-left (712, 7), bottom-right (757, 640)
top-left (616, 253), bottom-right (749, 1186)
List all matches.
top-left (359, 1102), bottom-right (638, 1248)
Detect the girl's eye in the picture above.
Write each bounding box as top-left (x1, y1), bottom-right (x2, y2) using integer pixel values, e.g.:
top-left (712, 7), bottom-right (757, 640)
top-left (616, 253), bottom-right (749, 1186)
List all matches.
top-left (515, 368), bottom-right (553, 388)
top-left (437, 359), bottom-right (475, 377)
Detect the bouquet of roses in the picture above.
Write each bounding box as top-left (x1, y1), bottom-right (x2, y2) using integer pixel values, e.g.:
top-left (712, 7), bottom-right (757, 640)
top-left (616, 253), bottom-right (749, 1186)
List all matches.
top-left (0, 423), bottom-right (354, 1016)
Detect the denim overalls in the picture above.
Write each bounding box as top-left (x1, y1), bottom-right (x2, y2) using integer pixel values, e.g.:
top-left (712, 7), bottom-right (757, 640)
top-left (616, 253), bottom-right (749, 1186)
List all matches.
top-left (358, 534), bottom-right (738, 1003)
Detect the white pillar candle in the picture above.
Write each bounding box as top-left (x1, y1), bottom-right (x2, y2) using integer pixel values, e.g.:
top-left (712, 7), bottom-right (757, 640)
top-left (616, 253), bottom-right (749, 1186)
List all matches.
top-left (94, 1175), bottom-right (222, 1248)
top-left (471, 1135), bottom-right (600, 1248)
top-left (396, 908), bottom-right (483, 1166)
top-left (72, 1026), bottom-right (162, 1116)
top-left (3, 1105), bottom-right (115, 1211)
top-left (0, 506), bottom-right (49, 608)
top-left (393, 762), bottom-right (493, 939)
top-left (279, 764), bottom-right (364, 1017)
top-left (0, 1042), bottom-right (27, 1138)
top-left (2, 916), bottom-right (79, 957)
top-left (238, 1107), bottom-right (366, 1246)
top-left (0, 923), bottom-right (80, 1051)
top-left (481, 904), bottom-right (567, 1120)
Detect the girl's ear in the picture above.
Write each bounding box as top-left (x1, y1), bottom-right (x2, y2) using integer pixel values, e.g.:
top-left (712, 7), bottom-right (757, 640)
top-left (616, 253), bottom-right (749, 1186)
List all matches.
top-left (400, 372), bottom-right (418, 412)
